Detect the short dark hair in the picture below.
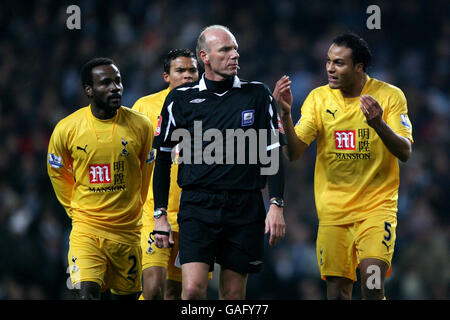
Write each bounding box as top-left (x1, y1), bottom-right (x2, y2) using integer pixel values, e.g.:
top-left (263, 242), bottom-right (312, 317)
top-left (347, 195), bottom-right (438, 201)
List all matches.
top-left (81, 57), bottom-right (115, 87)
top-left (332, 32), bottom-right (372, 72)
top-left (163, 49), bottom-right (196, 74)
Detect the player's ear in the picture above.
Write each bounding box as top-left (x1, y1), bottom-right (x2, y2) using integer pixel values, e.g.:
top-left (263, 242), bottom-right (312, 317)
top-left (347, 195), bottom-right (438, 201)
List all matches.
top-left (84, 85), bottom-right (93, 98)
top-left (355, 62), bottom-right (364, 73)
top-left (199, 50), bottom-right (209, 66)
top-left (163, 72), bottom-right (170, 84)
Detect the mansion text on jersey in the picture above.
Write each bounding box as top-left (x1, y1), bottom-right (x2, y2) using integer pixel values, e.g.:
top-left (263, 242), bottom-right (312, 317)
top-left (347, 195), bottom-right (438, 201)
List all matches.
top-left (335, 152), bottom-right (371, 160)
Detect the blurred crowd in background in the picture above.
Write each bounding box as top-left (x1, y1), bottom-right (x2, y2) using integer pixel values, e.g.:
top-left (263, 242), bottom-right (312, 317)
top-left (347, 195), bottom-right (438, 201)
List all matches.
top-left (0, 0), bottom-right (448, 299)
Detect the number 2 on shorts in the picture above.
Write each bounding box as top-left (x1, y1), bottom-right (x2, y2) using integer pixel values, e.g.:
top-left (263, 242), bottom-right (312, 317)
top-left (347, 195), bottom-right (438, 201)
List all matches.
top-left (127, 255), bottom-right (137, 282)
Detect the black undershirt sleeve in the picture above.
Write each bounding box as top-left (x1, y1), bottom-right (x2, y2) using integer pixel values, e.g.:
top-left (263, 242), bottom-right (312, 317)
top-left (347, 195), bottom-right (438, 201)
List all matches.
top-left (267, 149), bottom-right (285, 199)
top-left (153, 150), bottom-right (173, 210)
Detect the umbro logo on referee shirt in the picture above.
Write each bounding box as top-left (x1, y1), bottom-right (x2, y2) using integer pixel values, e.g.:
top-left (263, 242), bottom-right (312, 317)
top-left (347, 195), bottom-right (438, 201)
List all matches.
top-left (190, 98), bottom-right (206, 104)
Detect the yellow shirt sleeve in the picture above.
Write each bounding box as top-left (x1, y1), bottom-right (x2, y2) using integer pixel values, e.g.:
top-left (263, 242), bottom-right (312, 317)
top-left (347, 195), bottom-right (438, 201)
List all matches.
top-left (384, 87), bottom-right (414, 143)
top-left (294, 90), bottom-right (319, 145)
top-left (47, 121), bottom-right (75, 218)
top-left (138, 119), bottom-right (154, 210)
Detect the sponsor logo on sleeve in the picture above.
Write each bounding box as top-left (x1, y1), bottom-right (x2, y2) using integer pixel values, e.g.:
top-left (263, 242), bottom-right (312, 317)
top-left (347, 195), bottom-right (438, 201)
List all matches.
top-left (146, 149), bottom-right (156, 164)
top-left (48, 153), bottom-right (63, 168)
top-left (155, 115), bottom-right (162, 136)
top-left (400, 114), bottom-right (411, 129)
top-left (277, 113), bottom-right (285, 134)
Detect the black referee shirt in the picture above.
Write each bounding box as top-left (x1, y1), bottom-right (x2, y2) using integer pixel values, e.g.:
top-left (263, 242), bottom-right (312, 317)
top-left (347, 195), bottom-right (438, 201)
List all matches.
top-left (153, 74), bottom-right (286, 191)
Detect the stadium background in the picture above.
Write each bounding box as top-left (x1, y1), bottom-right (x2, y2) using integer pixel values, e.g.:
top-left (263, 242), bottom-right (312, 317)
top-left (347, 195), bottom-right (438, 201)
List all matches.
top-left (0, 0), bottom-right (448, 299)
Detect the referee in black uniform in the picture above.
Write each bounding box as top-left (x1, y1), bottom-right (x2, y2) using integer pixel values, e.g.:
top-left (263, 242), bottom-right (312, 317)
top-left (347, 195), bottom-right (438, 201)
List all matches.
top-left (152, 25), bottom-right (286, 300)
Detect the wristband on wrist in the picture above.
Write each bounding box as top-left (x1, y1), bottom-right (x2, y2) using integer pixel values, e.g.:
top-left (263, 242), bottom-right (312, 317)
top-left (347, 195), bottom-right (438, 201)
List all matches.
top-left (270, 198), bottom-right (284, 208)
top-left (154, 208), bottom-right (167, 219)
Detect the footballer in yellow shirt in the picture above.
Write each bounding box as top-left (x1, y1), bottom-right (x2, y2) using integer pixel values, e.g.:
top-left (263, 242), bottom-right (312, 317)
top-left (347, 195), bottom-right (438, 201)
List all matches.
top-left (132, 49), bottom-right (200, 300)
top-left (47, 58), bottom-right (154, 299)
top-left (274, 33), bottom-right (412, 300)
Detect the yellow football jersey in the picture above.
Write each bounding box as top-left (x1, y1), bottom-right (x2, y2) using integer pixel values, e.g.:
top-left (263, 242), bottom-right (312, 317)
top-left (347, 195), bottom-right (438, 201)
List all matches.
top-left (132, 88), bottom-right (181, 232)
top-left (47, 106), bottom-right (154, 245)
top-left (295, 76), bottom-right (413, 225)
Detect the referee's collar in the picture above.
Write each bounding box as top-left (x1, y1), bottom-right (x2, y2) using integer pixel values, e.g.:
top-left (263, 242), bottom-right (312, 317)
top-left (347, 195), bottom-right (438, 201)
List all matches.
top-left (198, 73), bottom-right (241, 91)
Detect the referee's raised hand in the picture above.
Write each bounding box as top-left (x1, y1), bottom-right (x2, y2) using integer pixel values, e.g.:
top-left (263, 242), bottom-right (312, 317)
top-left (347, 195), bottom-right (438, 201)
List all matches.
top-left (265, 201), bottom-right (286, 246)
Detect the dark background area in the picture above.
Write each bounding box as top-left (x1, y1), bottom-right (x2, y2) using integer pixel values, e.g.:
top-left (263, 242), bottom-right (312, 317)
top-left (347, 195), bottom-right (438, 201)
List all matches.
top-left (0, 0), bottom-right (448, 299)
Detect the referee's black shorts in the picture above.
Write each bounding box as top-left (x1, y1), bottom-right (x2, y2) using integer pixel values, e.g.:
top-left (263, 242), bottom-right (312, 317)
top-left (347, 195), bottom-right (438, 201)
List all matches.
top-left (177, 188), bottom-right (266, 274)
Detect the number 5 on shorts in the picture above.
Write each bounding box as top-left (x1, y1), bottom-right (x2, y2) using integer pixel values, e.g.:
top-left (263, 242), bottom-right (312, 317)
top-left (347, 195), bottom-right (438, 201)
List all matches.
top-left (382, 222), bottom-right (392, 251)
top-left (384, 222), bottom-right (392, 241)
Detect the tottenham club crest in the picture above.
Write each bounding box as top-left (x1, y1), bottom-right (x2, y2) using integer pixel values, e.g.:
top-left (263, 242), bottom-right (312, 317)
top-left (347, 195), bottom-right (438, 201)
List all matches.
top-left (121, 138), bottom-right (129, 156)
top-left (71, 256), bottom-right (79, 272)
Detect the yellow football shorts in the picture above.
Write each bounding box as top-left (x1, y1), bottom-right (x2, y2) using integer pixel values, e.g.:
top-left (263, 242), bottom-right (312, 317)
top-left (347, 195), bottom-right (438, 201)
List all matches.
top-left (68, 230), bottom-right (142, 295)
top-left (316, 214), bottom-right (397, 282)
top-left (141, 224), bottom-right (182, 282)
